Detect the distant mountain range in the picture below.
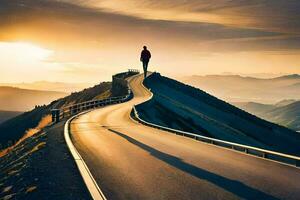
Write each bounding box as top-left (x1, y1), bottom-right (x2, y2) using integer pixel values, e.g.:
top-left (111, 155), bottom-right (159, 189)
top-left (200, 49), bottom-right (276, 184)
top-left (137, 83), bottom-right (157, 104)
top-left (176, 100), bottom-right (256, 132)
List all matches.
top-left (180, 74), bottom-right (300, 104)
top-left (0, 81), bottom-right (91, 93)
top-left (233, 100), bottom-right (300, 131)
top-left (232, 102), bottom-right (276, 116)
top-left (0, 86), bottom-right (67, 111)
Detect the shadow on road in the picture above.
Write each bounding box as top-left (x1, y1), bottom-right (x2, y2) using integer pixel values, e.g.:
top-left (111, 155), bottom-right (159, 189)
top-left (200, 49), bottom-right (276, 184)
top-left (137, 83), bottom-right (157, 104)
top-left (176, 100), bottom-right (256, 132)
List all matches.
top-left (108, 128), bottom-right (279, 200)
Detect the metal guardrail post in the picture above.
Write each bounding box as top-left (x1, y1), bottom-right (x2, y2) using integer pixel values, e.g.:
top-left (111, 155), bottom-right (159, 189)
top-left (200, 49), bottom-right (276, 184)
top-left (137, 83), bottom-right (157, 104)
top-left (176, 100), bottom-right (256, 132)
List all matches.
top-left (51, 109), bottom-right (60, 123)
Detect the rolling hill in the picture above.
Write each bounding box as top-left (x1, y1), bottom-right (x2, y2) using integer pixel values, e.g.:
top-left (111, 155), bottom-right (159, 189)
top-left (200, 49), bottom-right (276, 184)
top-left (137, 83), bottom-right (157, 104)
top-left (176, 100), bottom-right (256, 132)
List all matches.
top-left (0, 81), bottom-right (91, 93)
top-left (232, 102), bottom-right (275, 116)
top-left (274, 99), bottom-right (297, 107)
top-left (262, 101), bottom-right (300, 131)
top-left (136, 73), bottom-right (300, 156)
top-left (180, 74), bottom-right (300, 104)
top-left (0, 86), bottom-right (67, 111)
top-left (234, 100), bottom-right (300, 131)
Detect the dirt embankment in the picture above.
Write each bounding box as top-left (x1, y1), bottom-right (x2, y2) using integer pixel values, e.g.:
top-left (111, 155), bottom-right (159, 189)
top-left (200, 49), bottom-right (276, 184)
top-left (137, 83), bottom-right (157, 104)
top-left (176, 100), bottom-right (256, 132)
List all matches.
top-left (0, 120), bottom-right (91, 199)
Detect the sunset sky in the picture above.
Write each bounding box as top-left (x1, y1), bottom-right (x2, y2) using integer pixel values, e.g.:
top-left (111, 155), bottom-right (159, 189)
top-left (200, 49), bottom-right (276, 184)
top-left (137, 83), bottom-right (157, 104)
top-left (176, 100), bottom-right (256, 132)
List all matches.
top-left (1, 0), bottom-right (300, 83)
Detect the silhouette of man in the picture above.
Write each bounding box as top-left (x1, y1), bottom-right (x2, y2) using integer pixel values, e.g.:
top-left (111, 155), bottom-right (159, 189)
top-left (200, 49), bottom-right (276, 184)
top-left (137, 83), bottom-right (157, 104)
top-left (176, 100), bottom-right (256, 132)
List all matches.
top-left (140, 46), bottom-right (151, 78)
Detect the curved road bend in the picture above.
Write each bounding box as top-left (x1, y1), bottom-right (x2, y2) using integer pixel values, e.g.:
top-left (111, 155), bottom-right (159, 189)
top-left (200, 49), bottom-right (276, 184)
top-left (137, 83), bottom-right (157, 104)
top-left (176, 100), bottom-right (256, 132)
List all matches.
top-left (70, 74), bottom-right (300, 200)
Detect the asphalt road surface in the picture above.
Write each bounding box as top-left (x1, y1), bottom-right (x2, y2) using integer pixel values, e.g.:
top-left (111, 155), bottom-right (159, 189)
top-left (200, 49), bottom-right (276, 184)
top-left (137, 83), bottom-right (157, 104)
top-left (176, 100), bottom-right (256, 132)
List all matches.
top-left (70, 74), bottom-right (300, 200)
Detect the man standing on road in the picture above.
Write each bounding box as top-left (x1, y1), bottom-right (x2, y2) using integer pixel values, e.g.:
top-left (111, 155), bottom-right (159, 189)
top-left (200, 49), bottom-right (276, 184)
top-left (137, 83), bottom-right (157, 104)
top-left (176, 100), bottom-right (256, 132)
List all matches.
top-left (140, 46), bottom-right (151, 78)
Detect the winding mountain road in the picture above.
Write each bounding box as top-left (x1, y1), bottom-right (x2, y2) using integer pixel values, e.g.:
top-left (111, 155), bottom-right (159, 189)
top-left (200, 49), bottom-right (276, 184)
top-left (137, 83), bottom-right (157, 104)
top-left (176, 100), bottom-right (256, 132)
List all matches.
top-left (70, 74), bottom-right (300, 200)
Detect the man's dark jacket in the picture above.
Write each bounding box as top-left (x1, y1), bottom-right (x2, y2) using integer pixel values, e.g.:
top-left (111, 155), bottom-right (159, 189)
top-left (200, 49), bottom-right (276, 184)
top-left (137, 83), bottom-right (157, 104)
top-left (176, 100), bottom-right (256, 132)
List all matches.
top-left (140, 50), bottom-right (151, 62)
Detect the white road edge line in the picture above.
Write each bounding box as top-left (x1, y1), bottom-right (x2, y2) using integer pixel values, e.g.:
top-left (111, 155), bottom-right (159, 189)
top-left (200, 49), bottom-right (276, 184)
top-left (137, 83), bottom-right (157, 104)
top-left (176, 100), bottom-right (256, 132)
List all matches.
top-left (64, 110), bottom-right (107, 200)
top-left (62, 72), bottom-right (141, 200)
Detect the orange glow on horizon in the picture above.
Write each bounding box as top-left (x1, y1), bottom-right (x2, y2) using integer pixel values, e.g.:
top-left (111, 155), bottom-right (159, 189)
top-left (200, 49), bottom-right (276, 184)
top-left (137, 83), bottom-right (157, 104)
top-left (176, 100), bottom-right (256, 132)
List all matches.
top-left (0, 42), bottom-right (52, 65)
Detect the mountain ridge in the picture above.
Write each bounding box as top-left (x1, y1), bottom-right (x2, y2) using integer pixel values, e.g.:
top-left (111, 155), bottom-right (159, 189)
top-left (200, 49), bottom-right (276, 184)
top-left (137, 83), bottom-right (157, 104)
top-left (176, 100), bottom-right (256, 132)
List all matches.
top-left (186, 73), bottom-right (300, 80)
top-left (0, 86), bottom-right (67, 111)
top-left (233, 100), bottom-right (300, 131)
top-left (180, 73), bottom-right (300, 104)
top-left (0, 81), bottom-right (92, 93)
top-left (137, 73), bottom-right (300, 156)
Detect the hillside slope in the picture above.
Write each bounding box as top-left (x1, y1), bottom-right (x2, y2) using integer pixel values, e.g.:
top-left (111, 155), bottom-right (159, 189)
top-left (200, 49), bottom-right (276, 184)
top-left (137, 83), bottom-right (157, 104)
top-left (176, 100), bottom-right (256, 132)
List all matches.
top-left (0, 82), bottom-right (112, 149)
top-left (0, 86), bottom-right (67, 111)
top-left (137, 73), bottom-right (300, 156)
top-left (0, 114), bottom-right (92, 199)
top-left (233, 100), bottom-right (300, 131)
top-left (232, 102), bottom-right (275, 117)
top-left (0, 110), bottom-right (22, 124)
top-left (261, 101), bottom-right (300, 131)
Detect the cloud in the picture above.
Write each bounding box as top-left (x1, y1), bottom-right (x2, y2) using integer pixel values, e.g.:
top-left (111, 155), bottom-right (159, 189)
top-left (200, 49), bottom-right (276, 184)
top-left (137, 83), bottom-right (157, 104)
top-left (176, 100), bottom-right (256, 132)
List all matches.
top-left (1, 0), bottom-right (300, 81)
top-left (198, 35), bottom-right (300, 52)
top-left (0, 0), bottom-right (294, 53)
top-left (75, 0), bottom-right (300, 33)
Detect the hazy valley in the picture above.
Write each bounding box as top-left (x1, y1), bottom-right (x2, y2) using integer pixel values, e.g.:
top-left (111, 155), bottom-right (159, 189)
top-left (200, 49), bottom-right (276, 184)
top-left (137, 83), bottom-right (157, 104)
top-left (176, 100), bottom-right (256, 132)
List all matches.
top-left (0, 86), bottom-right (67, 112)
top-left (0, 81), bottom-right (91, 93)
top-left (233, 100), bottom-right (300, 131)
top-left (180, 74), bottom-right (300, 104)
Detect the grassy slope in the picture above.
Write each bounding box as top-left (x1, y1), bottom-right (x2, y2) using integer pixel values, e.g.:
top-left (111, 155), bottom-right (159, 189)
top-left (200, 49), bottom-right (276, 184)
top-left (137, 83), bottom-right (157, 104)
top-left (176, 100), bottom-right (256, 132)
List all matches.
top-left (0, 106), bottom-right (49, 148)
top-left (0, 82), bottom-right (112, 149)
top-left (0, 118), bottom-right (92, 199)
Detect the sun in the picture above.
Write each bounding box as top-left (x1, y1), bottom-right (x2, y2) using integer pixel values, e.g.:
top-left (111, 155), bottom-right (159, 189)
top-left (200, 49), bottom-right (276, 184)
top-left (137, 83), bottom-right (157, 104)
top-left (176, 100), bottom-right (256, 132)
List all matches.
top-left (10, 42), bottom-right (52, 61)
top-left (0, 42), bottom-right (55, 82)
top-left (0, 42), bottom-right (53, 65)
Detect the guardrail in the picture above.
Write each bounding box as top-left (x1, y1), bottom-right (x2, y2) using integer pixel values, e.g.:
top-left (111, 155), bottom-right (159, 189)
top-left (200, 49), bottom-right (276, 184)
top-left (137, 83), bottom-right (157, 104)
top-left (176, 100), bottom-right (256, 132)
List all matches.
top-left (128, 69), bottom-right (139, 73)
top-left (131, 80), bottom-right (300, 168)
top-left (51, 93), bottom-right (133, 123)
top-left (51, 69), bottom-right (139, 123)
